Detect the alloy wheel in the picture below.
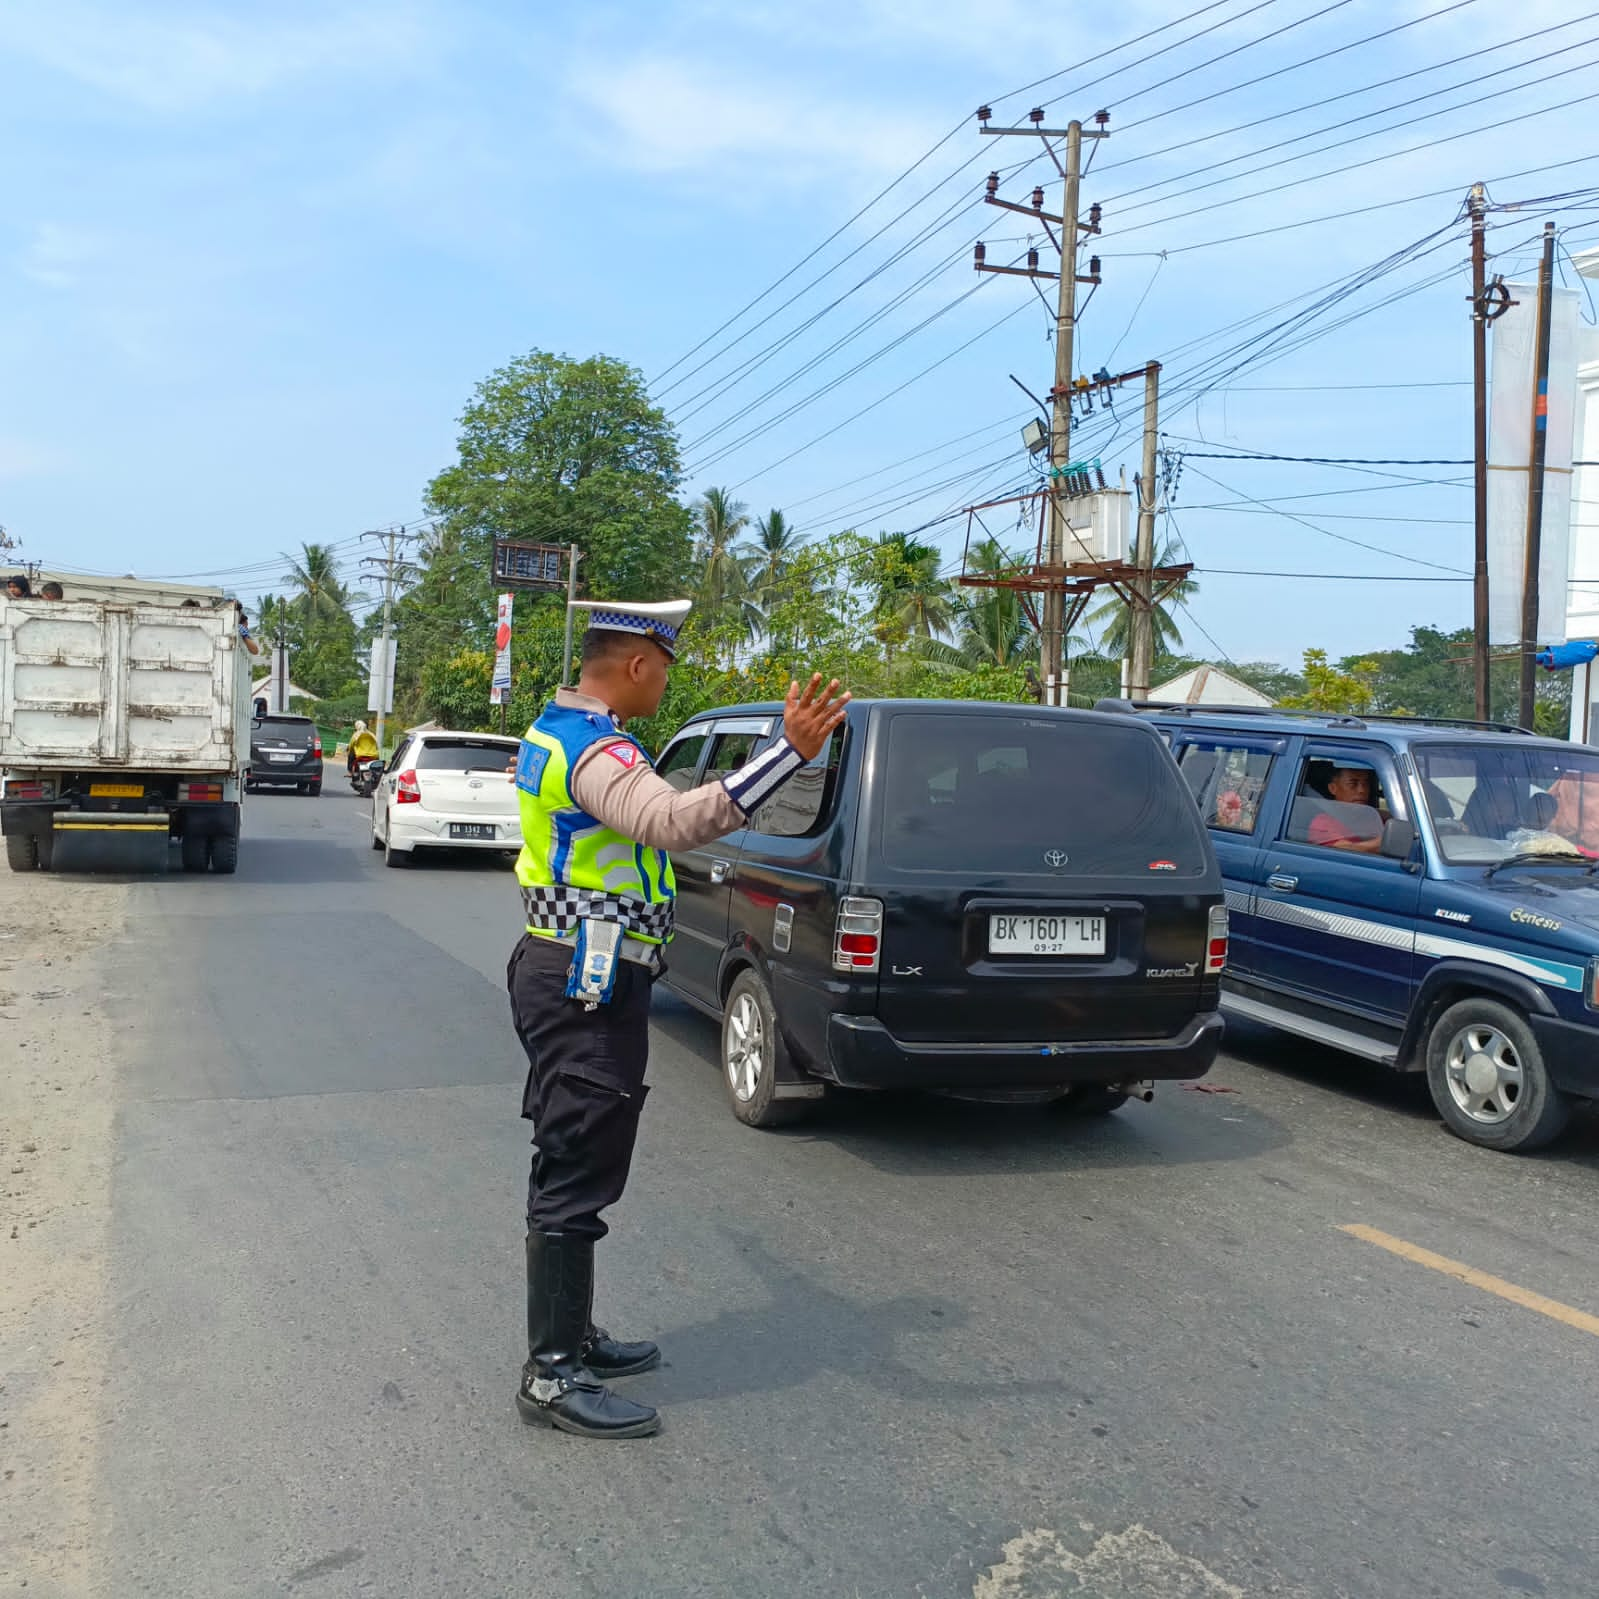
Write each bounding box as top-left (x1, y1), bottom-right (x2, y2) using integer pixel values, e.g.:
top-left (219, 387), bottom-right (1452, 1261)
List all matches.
top-left (1443, 1022), bottom-right (1523, 1125)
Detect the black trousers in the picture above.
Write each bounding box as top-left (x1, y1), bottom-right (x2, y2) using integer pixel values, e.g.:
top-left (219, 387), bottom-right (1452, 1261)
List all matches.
top-left (507, 933), bottom-right (654, 1241)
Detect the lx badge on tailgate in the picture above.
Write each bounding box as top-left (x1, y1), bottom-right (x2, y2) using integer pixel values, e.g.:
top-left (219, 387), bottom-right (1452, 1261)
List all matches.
top-left (891, 965), bottom-right (923, 977)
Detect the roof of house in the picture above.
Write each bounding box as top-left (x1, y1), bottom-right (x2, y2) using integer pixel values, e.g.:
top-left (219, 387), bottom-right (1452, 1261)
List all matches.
top-left (1149, 664), bottom-right (1275, 707)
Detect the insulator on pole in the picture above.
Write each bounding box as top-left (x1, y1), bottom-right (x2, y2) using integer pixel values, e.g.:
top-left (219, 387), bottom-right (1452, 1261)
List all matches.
top-left (985, 171), bottom-right (999, 197)
top-left (1027, 247), bottom-right (1039, 270)
top-left (974, 242), bottom-right (986, 267)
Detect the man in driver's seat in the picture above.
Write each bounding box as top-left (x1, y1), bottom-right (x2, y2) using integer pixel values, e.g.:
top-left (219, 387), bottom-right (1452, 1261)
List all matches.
top-left (1308, 765), bottom-right (1385, 854)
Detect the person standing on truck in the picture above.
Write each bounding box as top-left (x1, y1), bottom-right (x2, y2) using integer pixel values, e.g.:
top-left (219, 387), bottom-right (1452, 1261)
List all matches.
top-left (39, 581), bottom-right (63, 600)
top-left (234, 605), bottom-right (261, 658)
top-left (508, 597), bottom-right (848, 1440)
top-left (5, 575), bottom-right (31, 599)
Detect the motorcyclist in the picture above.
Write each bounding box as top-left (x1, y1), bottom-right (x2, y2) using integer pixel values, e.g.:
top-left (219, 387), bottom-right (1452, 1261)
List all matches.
top-left (348, 720), bottom-right (380, 776)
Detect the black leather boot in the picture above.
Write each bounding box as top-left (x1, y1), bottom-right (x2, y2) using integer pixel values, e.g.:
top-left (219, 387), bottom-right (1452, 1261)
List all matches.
top-left (516, 1232), bottom-right (659, 1439)
top-left (581, 1257), bottom-right (661, 1378)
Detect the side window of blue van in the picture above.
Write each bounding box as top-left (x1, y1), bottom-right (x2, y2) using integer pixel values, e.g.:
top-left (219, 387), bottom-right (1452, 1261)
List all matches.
top-left (1178, 741), bottom-right (1276, 835)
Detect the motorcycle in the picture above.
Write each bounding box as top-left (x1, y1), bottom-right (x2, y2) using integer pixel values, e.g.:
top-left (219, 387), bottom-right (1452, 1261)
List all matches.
top-left (350, 757), bottom-right (384, 798)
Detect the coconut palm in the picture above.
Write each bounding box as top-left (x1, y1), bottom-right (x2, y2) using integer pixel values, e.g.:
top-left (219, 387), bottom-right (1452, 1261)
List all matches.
top-left (739, 508), bottom-right (802, 603)
top-left (952, 538), bottom-right (1033, 666)
top-left (694, 486), bottom-right (752, 625)
top-left (870, 531), bottom-right (955, 644)
top-left (1084, 538), bottom-right (1197, 656)
top-left (281, 542), bottom-right (350, 625)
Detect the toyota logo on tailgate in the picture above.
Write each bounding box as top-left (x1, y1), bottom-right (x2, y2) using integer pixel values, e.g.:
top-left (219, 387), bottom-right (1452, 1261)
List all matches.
top-left (1044, 849), bottom-right (1068, 869)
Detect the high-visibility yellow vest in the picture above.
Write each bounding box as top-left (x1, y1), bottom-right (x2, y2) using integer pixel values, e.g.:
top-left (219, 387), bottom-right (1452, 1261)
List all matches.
top-left (513, 703), bottom-right (676, 946)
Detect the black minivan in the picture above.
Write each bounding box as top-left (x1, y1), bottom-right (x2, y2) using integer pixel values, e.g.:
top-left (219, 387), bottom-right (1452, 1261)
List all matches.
top-left (246, 714), bottom-right (324, 796)
top-left (656, 698), bottom-right (1227, 1126)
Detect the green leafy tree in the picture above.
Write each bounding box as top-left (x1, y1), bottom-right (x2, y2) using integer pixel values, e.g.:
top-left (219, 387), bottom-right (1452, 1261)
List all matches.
top-left (1280, 648), bottom-right (1378, 714)
top-left (425, 350), bottom-right (692, 608)
top-left (740, 509), bottom-right (802, 606)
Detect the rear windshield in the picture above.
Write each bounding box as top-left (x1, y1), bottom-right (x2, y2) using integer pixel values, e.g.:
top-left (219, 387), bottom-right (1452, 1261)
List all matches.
top-left (413, 738), bottom-right (519, 772)
top-left (876, 712), bottom-right (1209, 878)
top-left (253, 718), bottom-right (314, 745)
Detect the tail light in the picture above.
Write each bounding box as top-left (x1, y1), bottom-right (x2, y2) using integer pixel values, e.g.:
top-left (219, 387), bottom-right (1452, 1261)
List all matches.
top-left (396, 770), bottom-right (421, 805)
top-left (1587, 958), bottom-right (1599, 1012)
top-left (833, 897), bottom-right (883, 973)
top-left (4, 780), bottom-right (51, 800)
top-left (178, 782), bottom-right (223, 802)
top-left (1205, 904), bottom-right (1229, 974)
top-left (312, 735), bottom-right (323, 757)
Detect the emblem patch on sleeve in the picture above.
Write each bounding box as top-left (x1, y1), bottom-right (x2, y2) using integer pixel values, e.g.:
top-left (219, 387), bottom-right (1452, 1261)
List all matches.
top-left (605, 742), bottom-right (640, 769)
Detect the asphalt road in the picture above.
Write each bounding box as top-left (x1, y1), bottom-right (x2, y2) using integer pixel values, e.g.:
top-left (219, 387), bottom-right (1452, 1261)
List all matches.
top-left (77, 786), bottom-right (1599, 1598)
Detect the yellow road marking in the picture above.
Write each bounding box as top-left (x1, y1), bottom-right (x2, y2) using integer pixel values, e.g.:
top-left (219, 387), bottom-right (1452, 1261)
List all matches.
top-left (1341, 1223), bottom-right (1599, 1338)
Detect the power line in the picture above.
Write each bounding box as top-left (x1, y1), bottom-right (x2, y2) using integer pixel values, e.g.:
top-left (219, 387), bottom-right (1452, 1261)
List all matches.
top-left (1115, 0), bottom-right (1492, 140)
top-left (1107, 45), bottom-right (1599, 219)
top-left (1171, 449), bottom-right (1473, 465)
top-left (1107, 152), bottom-right (1599, 256)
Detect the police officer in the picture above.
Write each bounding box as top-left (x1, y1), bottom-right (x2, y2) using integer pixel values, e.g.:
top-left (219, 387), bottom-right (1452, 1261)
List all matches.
top-left (508, 598), bottom-right (849, 1439)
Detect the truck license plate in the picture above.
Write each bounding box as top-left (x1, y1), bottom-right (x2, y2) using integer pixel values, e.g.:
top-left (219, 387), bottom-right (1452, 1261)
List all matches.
top-left (90, 783), bottom-right (144, 798)
top-left (450, 823), bottom-right (496, 840)
top-left (989, 914), bottom-right (1106, 956)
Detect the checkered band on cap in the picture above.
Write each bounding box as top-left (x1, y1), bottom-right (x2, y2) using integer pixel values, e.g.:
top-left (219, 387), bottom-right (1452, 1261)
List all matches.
top-left (521, 884), bottom-right (675, 939)
top-left (589, 609), bottom-right (681, 643)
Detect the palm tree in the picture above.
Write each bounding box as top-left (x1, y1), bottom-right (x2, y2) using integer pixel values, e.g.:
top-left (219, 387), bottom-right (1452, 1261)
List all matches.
top-left (1084, 538), bottom-right (1197, 657)
top-left (281, 542), bottom-right (350, 625)
top-left (870, 531), bottom-right (955, 644)
top-left (951, 538), bottom-right (1033, 666)
top-left (739, 508), bottom-right (802, 603)
top-left (694, 487), bottom-right (751, 625)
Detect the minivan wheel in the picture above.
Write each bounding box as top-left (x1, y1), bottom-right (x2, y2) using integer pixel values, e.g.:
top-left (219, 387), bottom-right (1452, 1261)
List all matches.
top-left (721, 969), bottom-right (811, 1129)
top-left (1053, 1085), bottom-right (1130, 1116)
top-left (1424, 996), bottom-right (1569, 1152)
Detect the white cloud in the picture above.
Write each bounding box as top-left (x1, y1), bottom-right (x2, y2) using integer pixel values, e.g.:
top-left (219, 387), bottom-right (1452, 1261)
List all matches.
top-left (0, 437), bottom-right (71, 481)
top-left (17, 222), bottom-right (107, 290)
top-left (0, 0), bottom-right (431, 115)
top-left (564, 54), bottom-right (942, 187)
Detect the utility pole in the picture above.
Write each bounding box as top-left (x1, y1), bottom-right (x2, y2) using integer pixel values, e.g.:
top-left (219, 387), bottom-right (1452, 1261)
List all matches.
top-left (976, 105), bottom-right (1108, 705)
top-left (1468, 183), bottom-right (1492, 723)
top-left (1129, 360), bottom-right (1161, 701)
top-left (359, 527), bottom-right (419, 752)
top-left (560, 544), bottom-right (582, 688)
top-left (1519, 220), bottom-right (1558, 731)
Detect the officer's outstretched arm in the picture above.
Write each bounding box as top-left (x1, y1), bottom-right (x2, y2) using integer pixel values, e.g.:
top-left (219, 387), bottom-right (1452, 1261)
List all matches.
top-left (568, 675), bottom-right (849, 853)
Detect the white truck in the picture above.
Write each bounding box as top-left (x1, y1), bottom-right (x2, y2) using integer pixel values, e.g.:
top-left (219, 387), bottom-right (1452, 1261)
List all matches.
top-left (0, 577), bottom-right (252, 874)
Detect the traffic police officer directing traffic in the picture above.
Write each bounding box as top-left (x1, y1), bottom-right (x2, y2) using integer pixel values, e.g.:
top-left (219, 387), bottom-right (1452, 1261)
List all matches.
top-left (509, 597), bottom-right (849, 1439)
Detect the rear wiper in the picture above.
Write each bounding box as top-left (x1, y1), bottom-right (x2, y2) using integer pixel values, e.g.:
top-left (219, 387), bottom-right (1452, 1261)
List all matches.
top-left (1484, 848), bottom-right (1591, 878)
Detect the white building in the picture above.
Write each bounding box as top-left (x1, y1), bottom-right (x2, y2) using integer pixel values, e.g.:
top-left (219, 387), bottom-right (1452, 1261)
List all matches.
top-left (1150, 664), bottom-right (1274, 707)
top-left (1569, 250), bottom-right (1599, 744)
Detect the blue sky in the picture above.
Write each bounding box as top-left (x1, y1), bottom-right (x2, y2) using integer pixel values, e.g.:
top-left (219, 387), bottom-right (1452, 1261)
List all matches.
top-left (3, 0), bottom-right (1598, 667)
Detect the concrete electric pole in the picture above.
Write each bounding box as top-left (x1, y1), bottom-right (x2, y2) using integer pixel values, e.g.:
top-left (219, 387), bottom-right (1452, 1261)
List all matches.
top-left (1129, 360), bottom-right (1161, 702)
top-left (976, 105), bottom-right (1108, 706)
top-left (359, 527), bottom-right (419, 752)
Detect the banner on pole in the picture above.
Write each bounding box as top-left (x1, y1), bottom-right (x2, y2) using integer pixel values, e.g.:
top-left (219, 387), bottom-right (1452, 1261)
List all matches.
top-left (1488, 282), bottom-right (1579, 646)
top-left (491, 591), bottom-right (514, 700)
top-left (367, 637), bottom-right (395, 714)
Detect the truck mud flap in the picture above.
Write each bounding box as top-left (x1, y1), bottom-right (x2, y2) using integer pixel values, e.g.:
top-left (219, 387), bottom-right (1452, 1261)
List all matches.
top-left (50, 811), bottom-right (172, 873)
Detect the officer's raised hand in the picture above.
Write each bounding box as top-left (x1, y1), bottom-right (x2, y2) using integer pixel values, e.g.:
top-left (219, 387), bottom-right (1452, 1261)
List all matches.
top-left (783, 673), bottom-right (850, 760)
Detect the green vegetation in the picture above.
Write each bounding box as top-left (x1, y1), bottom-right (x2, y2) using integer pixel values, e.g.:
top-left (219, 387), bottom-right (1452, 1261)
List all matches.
top-left (256, 346), bottom-right (1572, 751)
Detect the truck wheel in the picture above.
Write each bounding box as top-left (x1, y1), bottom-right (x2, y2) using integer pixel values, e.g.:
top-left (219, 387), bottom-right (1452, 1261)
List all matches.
top-left (5, 833), bottom-right (38, 873)
top-left (1425, 996), bottom-right (1569, 1152)
top-left (721, 969), bottom-right (812, 1129)
top-left (209, 832), bottom-right (239, 876)
top-left (180, 832), bottom-right (209, 873)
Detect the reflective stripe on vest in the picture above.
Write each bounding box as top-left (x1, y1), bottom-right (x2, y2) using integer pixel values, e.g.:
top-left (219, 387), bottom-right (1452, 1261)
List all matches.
top-left (513, 703), bottom-right (676, 945)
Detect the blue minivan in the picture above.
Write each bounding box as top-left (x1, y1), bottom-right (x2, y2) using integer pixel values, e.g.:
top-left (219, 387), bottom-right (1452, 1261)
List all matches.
top-left (1104, 702), bottom-right (1599, 1152)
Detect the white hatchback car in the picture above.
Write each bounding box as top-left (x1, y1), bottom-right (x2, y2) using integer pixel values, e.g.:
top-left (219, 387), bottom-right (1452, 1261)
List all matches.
top-left (371, 729), bottom-right (522, 868)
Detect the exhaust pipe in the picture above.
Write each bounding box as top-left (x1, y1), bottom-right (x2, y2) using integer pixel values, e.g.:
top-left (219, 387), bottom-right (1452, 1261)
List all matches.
top-left (1114, 1081), bottom-right (1155, 1103)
